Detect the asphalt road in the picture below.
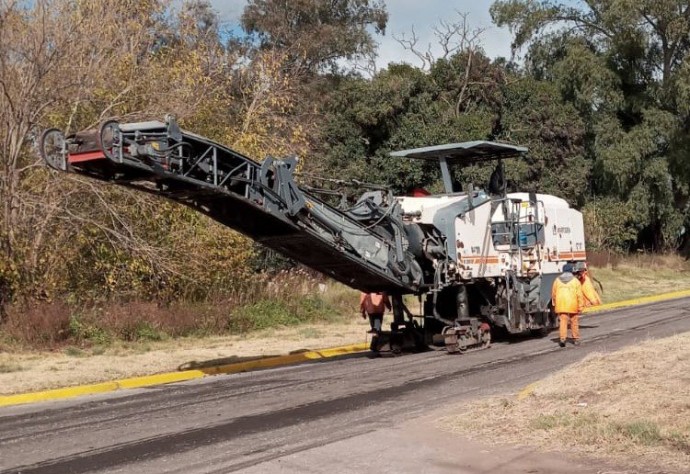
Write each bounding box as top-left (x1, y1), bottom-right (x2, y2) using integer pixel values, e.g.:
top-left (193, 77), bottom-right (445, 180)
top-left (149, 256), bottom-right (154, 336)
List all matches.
top-left (2, 298), bottom-right (689, 474)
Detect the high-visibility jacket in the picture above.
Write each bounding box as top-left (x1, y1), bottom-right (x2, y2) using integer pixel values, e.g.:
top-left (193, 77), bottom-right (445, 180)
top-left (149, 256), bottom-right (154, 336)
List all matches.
top-left (551, 274), bottom-right (584, 314)
top-left (360, 292), bottom-right (391, 314)
top-left (581, 272), bottom-right (601, 307)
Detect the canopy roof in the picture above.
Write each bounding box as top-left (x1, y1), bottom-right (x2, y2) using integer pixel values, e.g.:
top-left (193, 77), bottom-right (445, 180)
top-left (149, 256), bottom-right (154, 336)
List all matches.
top-left (389, 141), bottom-right (527, 164)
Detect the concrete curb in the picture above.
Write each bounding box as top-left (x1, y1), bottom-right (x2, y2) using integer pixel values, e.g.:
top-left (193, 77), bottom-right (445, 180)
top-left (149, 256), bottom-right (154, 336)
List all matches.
top-left (0, 342), bottom-right (369, 408)
top-left (582, 288), bottom-right (690, 314)
top-left (515, 287), bottom-right (690, 400)
top-left (4, 288), bottom-right (690, 409)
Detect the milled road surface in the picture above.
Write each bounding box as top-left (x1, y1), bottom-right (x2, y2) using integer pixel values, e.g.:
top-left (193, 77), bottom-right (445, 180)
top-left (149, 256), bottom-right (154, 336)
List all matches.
top-left (2, 299), bottom-right (689, 474)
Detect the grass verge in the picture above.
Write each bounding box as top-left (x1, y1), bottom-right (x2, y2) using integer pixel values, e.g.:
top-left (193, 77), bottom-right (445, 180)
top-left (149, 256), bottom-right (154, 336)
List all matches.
top-left (591, 253), bottom-right (690, 303)
top-left (440, 332), bottom-right (690, 473)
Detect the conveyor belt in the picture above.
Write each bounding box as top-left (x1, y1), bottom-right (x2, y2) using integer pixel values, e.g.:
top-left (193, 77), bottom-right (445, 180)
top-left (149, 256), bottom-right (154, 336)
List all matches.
top-left (39, 117), bottom-right (423, 293)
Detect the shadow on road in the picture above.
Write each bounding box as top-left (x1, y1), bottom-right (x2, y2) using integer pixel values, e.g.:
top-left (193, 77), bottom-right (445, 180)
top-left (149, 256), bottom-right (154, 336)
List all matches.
top-left (177, 351), bottom-right (371, 373)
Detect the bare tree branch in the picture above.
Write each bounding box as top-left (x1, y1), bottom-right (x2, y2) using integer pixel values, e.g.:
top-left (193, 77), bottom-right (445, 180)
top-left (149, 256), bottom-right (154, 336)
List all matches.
top-left (393, 25), bottom-right (434, 70)
top-left (394, 11), bottom-right (486, 72)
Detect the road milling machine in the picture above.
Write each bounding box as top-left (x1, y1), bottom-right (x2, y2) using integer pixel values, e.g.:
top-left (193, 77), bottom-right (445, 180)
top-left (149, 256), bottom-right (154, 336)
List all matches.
top-left (39, 117), bottom-right (587, 353)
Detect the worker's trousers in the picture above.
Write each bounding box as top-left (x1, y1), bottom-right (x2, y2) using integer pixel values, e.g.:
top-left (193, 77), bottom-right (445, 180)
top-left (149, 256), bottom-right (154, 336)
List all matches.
top-left (368, 312), bottom-right (383, 332)
top-left (558, 313), bottom-right (580, 342)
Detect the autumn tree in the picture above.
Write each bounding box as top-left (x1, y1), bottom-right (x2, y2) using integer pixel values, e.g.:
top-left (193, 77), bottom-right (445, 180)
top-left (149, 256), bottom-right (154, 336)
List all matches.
top-left (0, 0), bottom-right (171, 301)
top-left (0, 0), bottom-right (260, 306)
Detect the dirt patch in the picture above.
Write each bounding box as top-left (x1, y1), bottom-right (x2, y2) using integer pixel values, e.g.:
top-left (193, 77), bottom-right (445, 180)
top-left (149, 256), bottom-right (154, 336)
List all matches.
top-left (440, 332), bottom-right (690, 473)
top-left (0, 318), bottom-right (373, 395)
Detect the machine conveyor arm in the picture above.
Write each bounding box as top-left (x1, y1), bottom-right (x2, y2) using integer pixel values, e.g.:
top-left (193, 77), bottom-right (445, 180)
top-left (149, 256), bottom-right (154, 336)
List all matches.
top-left (39, 117), bottom-right (423, 294)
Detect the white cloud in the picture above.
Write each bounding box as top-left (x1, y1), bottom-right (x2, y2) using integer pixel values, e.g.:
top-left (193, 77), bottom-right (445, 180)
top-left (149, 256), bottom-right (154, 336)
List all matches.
top-left (207, 0), bottom-right (513, 69)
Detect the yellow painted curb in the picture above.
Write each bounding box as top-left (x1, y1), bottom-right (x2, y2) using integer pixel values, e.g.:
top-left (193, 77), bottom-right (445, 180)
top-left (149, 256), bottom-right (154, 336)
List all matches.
top-left (0, 342), bottom-right (369, 408)
top-left (582, 288), bottom-right (690, 314)
top-left (517, 382), bottom-right (539, 400)
top-left (0, 371), bottom-right (207, 408)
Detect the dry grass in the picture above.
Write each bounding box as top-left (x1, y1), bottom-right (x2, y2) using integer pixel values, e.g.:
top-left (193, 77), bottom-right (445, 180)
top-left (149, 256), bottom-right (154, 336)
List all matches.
top-left (591, 253), bottom-right (690, 303)
top-left (0, 318), bottom-right (374, 395)
top-left (1, 254), bottom-right (687, 351)
top-left (440, 332), bottom-right (690, 473)
top-left (1, 302), bottom-right (72, 348)
top-left (0, 269), bottom-right (360, 350)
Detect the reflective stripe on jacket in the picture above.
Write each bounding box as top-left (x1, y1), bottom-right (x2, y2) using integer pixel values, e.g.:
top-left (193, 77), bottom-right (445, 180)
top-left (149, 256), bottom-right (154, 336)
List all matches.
top-left (581, 273), bottom-right (601, 307)
top-left (551, 273), bottom-right (584, 314)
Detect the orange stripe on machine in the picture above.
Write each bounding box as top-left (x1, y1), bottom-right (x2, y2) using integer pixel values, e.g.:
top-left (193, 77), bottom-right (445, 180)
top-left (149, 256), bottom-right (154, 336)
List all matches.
top-left (69, 151), bottom-right (106, 163)
top-left (556, 251), bottom-right (587, 260)
top-left (462, 257), bottom-right (500, 264)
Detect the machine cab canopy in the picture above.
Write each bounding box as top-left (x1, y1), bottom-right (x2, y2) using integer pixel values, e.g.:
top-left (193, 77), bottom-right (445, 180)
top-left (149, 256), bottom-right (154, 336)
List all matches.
top-left (390, 141), bottom-right (528, 194)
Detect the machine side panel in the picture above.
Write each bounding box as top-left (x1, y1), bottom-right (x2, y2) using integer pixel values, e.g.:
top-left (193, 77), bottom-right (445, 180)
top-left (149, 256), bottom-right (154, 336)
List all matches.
top-left (453, 201), bottom-right (503, 278)
top-left (542, 206), bottom-right (587, 270)
top-left (432, 193), bottom-right (491, 262)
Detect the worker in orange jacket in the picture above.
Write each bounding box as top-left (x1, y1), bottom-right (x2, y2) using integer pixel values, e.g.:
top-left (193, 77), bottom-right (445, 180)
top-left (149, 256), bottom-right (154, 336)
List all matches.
top-left (360, 292), bottom-right (391, 334)
top-left (551, 263), bottom-right (585, 347)
top-left (574, 262), bottom-right (602, 307)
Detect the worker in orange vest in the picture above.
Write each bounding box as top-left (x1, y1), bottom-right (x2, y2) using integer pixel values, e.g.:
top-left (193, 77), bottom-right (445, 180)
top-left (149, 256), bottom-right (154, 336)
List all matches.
top-left (574, 261), bottom-right (602, 307)
top-left (360, 292), bottom-right (392, 334)
top-left (551, 263), bottom-right (585, 347)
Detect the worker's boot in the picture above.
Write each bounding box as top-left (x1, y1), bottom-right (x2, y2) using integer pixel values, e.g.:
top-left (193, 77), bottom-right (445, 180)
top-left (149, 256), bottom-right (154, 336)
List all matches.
top-left (573, 339), bottom-right (581, 346)
top-left (558, 340), bottom-right (566, 348)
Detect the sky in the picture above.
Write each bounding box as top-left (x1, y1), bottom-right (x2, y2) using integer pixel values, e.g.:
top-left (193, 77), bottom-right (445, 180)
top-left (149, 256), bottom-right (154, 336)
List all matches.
top-left (207, 0), bottom-right (514, 70)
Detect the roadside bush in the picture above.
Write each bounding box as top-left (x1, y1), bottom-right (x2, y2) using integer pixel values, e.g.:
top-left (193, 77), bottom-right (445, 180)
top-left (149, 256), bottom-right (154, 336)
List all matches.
top-left (228, 295), bottom-right (347, 334)
top-left (69, 314), bottom-right (111, 345)
top-left (231, 300), bottom-right (300, 332)
top-left (582, 197), bottom-right (637, 252)
top-left (2, 302), bottom-right (71, 347)
top-left (0, 268), bottom-right (359, 349)
top-left (98, 302), bottom-right (195, 341)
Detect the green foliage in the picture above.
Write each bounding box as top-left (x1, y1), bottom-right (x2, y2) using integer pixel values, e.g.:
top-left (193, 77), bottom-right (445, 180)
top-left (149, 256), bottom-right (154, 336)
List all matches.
top-left (132, 323), bottom-right (167, 342)
top-left (614, 420), bottom-right (663, 446)
top-left (498, 77), bottom-right (588, 203)
top-left (530, 413), bottom-right (570, 430)
top-left (241, 0), bottom-right (388, 72)
top-left (230, 296), bottom-right (339, 333)
top-left (69, 315), bottom-right (112, 345)
top-left (232, 300), bottom-right (303, 332)
top-left (582, 198), bottom-right (638, 251)
top-left (491, 0), bottom-right (690, 251)
top-left (316, 48), bottom-right (588, 203)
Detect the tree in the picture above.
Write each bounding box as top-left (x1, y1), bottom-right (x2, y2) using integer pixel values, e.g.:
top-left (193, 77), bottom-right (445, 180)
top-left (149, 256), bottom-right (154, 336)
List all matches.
top-left (497, 77), bottom-right (588, 203)
top-left (0, 0), bottom-right (170, 300)
top-left (0, 0), bottom-right (259, 305)
top-left (491, 0), bottom-right (690, 250)
top-left (241, 0), bottom-right (388, 73)
top-left (314, 43), bottom-right (588, 203)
